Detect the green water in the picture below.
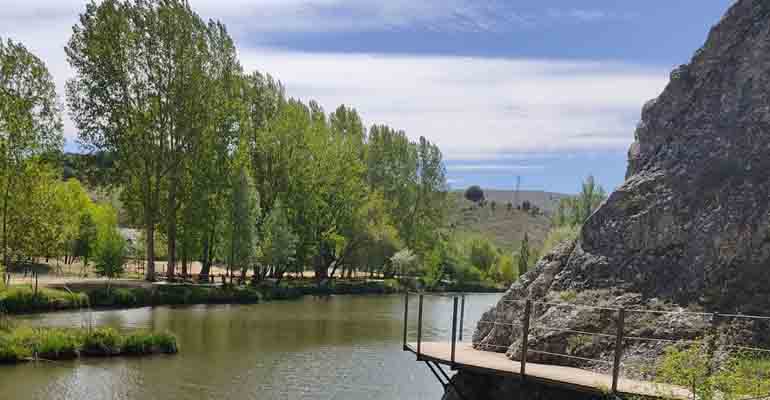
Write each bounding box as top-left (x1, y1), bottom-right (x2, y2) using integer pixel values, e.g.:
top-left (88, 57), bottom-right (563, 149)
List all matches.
top-left (0, 293), bottom-right (500, 400)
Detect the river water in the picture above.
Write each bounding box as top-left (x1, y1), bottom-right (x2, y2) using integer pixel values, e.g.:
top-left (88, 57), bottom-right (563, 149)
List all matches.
top-left (1, 293), bottom-right (501, 400)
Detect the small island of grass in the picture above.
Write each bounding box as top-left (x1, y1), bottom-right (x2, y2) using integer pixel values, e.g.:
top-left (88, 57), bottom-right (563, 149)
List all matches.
top-left (0, 326), bottom-right (177, 364)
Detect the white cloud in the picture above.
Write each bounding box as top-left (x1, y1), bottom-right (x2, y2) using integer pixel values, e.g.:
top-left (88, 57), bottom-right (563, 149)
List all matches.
top-left (241, 49), bottom-right (667, 157)
top-left (446, 164), bottom-right (544, 172)
top-left (0, 0), bottom-right (669, 157)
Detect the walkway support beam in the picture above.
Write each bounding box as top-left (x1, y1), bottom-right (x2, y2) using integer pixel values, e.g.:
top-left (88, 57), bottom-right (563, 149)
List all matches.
top-left (402, 293), bottom-right (409, 350)
top-left (612, 308), bottom-right (626, 394)
top-left (417, 294), bottom-right (424, 358)
top-left (451, 296), bottom-right (459, 366)
top-left (520, 299), bottom-right (532, 377)
top-left (459, 295), bottom-right (465, 342)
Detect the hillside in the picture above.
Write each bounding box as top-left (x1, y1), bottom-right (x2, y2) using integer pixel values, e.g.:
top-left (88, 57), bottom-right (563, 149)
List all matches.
top-left (449, 192), bottom-right (559, 251)
top-left (456, 189), bottom-right (570, 215)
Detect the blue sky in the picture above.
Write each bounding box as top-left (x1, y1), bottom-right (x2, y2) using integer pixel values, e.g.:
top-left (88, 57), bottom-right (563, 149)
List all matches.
top-left (1, 0), bottom-right (733, 193)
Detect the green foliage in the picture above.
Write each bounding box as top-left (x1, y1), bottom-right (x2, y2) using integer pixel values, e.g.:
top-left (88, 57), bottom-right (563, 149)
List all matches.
top-left (464, 185), bottom-right (485, 203)
top-left (390, 248), bottom-right (418, 276)
top-left (81, 327), bottom-right (122, 356)
top-left (122, 331), bottom-right (177, 355)
top-left (93, 228), bottom-right (127, 280)
top-left (517, 233), bottom-right (530, 278)
top-left (0, 326), bottom-right (178, 363)
top-left (259, 200), bottom-right (298, 280)
top-left (558, 290), bottom-right (578, 303)
top-left (495, 254), bottom-right (516, 285)
top-left (0, 286), bottom-right (88, 314)
top-left (554, 175), bottom-right (607, 228)
top-left (657, 342), bottom-right (770, 400)
top-left (540, 225), bottom-right (580, 257)
top-left (468, 237), bottom-right (498, 274)
top-left (226, 165), bottom-right (260, 275)
top-left (0, 37), bottom-right (63, 271)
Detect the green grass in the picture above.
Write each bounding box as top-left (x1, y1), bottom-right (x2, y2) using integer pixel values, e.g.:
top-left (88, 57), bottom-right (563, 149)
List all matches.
top-left (122, 331), bottom-right (177, 355)
top-left (0, 326), bottom-right (178, 363)
top-left (0, 286), bottom-right (89, 314)
top-left (81, 327), bottom-right (123, 356)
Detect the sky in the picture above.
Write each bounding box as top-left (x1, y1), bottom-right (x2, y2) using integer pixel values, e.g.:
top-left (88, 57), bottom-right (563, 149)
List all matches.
top-left (0, 0), bottom-right (733, 194)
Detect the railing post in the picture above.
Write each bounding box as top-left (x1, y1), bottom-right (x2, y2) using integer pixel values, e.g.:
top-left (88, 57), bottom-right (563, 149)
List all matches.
top-left (459, 294), bottom-right (465, 342)
top-left (612, 308), bottom-right (626, 394)
top-left (403, 293), bottom-right (409, 350)
top-left (417, 294), bottom-right (424, 358)
top-left (451, 296), bottom-right (459, 366)
top-left (520, 299), bottom-right (532, 377)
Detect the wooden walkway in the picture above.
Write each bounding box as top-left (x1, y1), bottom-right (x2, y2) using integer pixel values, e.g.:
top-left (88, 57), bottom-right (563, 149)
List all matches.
top-left (407, 342), bottom-right (691, 399)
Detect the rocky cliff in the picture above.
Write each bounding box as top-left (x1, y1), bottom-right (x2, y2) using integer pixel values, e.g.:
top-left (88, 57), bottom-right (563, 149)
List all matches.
top-left (446, 1), bottom-right (770, 398)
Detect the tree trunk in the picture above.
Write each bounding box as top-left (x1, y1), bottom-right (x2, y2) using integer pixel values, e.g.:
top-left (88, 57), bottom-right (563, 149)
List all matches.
top-left (200, 227), bottom-right (215, 279)
top-left (181, 246), bottom-right (188, 279)
top-left (145, 216), bottom-right (156, 281)
top-left (165, 176), bottom-right (178, 279)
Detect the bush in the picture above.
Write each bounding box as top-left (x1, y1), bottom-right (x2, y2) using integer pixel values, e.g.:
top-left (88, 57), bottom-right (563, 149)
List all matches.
top-left (81, 327), bottom-right (122, 356)
top-left (0, 287), bottom-right (89, 313)
top-left (540, 225), bottom-right (580, 257)
top-left (35, 329), bottom-right (80, 360)
top-left (0, 334), bottom-right (30, 363)
top-left (0, 326), bottom-right (178, 363)
top-left (122, 331), bottom-right (177, 355)
top-left (657, 341), bottom-right (770, 399)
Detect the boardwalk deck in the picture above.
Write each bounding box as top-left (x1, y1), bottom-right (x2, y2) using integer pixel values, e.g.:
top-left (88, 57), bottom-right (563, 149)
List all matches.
top-left (407, 342), bottom-right (691, 400)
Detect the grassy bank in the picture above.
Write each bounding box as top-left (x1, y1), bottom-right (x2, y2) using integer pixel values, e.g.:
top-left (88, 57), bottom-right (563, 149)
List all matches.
top-left (0, 278), bottom-right (504, 315)
top-left (0, 326), bottom-right (177, 363)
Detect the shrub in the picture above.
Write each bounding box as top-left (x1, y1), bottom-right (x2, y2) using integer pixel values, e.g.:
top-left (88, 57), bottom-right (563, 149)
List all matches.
top-left (81, 327), bottom-right (122, 356)
top-left (0, 334), bottom-right (30, 363)
top-left (0, 287), bottom-right (88, 313)
top-left (540, 225), bottom-right (580, 257)
top-left (122, 331), bottom-right (178, 355)
top-left (657, 341), bottom-right (770, 399)
top-left (35, 329), bottom-right (80, 360)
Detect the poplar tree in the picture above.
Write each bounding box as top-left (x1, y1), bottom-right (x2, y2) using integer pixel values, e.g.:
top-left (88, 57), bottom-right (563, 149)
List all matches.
top-left (0, 38), bottom-right (63, 271)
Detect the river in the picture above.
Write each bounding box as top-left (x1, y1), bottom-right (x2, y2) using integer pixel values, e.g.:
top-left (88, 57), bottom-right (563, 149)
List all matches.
top-left (1, 293), bottom-right (501, 400)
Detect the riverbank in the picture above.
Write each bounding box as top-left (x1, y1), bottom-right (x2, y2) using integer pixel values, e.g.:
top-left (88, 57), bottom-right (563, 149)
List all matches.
top-left (0, 326), bottom-right (177, 363)
top-left (0, 278), bottom-right (505, 315)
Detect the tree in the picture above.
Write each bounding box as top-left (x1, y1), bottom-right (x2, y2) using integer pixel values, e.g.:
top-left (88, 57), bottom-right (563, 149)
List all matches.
top-left (0, 37), bottom-right (63, 272)
top-left (464, 185), bottom-right (484, 203)
top-left (66, 0), bottom-right (230, 281)
top-left (73, 213), bottom-right (98, 274)
top-left (554, 175), bottom-right (607, 228)
top-left (469, 238), bottom-right (498, 275)
top-left (226, 165), bottom-right (260, 282)
top-left (518, 233), bottom-right (530, 278)
top-left (496, 254), bottom-right (515, 285)
top-left (390, 248), bottom-right (418, 277)
top-left (93, 228), bottom-right (127, 293)
top-left (259, 200), bottom-right (298, 282)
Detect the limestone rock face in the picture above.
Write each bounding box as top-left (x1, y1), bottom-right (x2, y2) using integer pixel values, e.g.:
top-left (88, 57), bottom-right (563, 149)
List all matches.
top-left (569, 0), bottom-right (770, 312)
top-left (467, 0), bottom-right (770, 392)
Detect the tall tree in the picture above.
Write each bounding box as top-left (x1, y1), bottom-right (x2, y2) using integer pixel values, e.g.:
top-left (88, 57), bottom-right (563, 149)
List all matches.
top-left (0, 38), bottom-right (63, 271)
top-left (66, 0), bottom-right (223, 280)
top-left (518, 233), bottom-right (530, 278)
top-left (259, 200), bottom-right (297, 282)
top-left (226, 164), bottom-right (260, 281)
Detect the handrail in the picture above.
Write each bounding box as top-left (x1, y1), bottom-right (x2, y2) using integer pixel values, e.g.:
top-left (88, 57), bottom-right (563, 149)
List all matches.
top-left (404, 293), bottom-right (770, 398)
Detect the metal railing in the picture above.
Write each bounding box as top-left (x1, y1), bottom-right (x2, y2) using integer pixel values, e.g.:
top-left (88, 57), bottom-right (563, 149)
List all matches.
top-left (403, 292), bottom-right (770, 397)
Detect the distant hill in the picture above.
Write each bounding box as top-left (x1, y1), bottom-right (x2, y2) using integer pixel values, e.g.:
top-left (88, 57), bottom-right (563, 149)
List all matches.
top-left (474, 190), bottom-right (571, 215)
top-left (448, 189), bottom-right (571, 251)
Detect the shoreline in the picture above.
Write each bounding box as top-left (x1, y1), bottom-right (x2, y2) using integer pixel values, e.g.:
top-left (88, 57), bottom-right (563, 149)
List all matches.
top-left (1, 279), bottom-right (505, 316)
